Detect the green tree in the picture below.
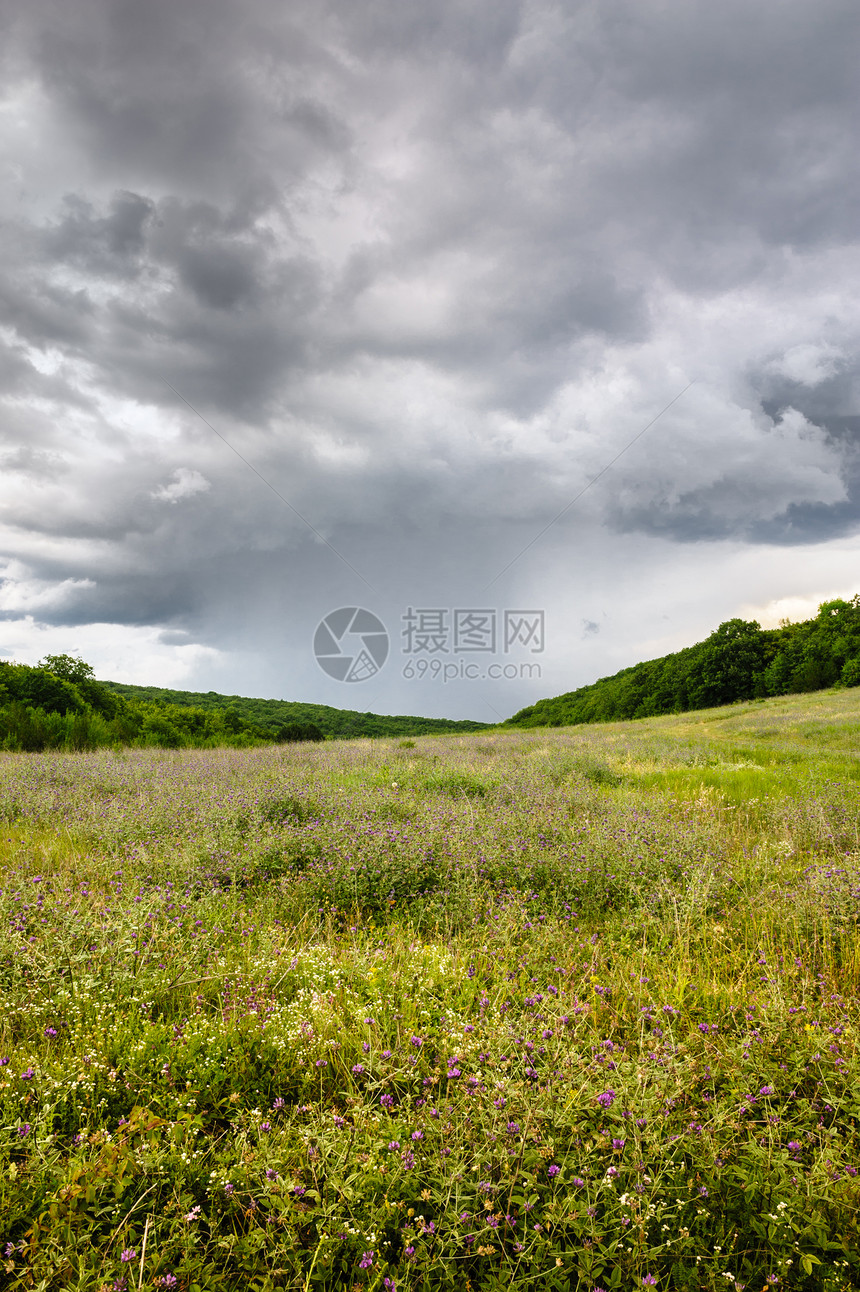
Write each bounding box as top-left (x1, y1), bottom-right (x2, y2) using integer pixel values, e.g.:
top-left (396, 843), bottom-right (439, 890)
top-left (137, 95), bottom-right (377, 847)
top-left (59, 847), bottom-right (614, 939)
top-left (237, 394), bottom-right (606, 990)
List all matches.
top-left (37, 653), bottom-right (95, 684)
top-left (685, 619), bottom-right (767, 709)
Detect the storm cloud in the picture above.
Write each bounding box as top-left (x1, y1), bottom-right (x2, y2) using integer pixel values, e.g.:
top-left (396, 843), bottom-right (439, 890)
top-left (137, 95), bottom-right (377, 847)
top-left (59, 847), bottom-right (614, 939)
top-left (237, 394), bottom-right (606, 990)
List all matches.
top-left (1, 0), bottom-right (859, 716)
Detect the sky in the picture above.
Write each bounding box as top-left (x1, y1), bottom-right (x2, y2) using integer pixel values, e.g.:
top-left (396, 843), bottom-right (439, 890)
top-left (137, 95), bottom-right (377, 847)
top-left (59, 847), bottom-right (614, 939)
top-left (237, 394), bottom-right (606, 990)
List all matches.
top-left (1, 0), bottom-right (859, 723)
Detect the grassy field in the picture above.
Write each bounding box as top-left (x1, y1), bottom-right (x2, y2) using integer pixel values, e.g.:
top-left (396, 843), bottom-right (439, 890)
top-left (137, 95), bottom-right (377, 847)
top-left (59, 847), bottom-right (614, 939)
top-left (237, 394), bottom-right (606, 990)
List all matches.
top-left (1, 689), bottom-right (859, 1291)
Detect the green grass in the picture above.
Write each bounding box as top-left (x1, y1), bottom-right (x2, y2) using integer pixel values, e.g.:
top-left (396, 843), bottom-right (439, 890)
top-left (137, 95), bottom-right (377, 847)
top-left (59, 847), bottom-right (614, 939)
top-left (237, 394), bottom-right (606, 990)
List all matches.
top-left (0, 689), bottom-right (859, 1290)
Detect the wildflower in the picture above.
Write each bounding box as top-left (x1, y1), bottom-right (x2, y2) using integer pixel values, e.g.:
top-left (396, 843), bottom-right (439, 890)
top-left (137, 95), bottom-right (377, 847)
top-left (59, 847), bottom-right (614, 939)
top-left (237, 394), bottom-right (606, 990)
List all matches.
top-left (18, 1123), bottom-right (31, 1138)
top-left (388, 1140), bottom-right (400, 1151)
top-left (548, 1164), bottom-right (561, 1177)
top-left (158, 1279), bottom-right (178, 1290)
top-left (411, 1036), bottom-right (423, 1047)
top-left (642, 1278), bottom-right (657, 1287)
top-left (383, 1281), bottom-right (396, 1291)
top-left (314, 1059), bottom-right (327, 1068)
top-left (506, 1121), bottom-right (521, 1134)
top-left (185, 1205), bottom-right (201, 1222)
top-left (20, 1067), bottom-right (35, 1081)
top-left (612, 1139), bottom-right (626, 1151)
top-left (44, 1027), bottom-right (58, 1038)
top-left (265, 1168), bottom-right (278, 1180)
top-left (120, 1249), bottom-right (136, 1263)
top-left (272, 1097), bottom-right (285, 1110)
top-left (380, 1094), bottom-right (394, 1108)
top-left (572, 1176), bottom-right (585, 1187)
top-left (596, 1089), bottom-right (615, 1108)
top-left (359, 1251), bottom-right (374, 1269)
top-left (352, 1064), bottom-right (365, 1074)
top-left (411, 1130), bottom-right (424, 1141)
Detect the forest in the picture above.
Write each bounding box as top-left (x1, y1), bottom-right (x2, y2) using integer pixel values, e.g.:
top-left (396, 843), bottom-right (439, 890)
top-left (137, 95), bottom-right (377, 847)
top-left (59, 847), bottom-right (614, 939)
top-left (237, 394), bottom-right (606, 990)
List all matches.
top-left (509, 596), bottom-right (860, 728)
top-left (0, 656), bottom-right (487, 752)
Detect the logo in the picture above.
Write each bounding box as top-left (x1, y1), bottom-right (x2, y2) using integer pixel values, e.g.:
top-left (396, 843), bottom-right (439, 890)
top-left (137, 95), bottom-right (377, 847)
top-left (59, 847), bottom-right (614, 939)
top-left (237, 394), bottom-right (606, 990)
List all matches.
top-left (313, 607), bottom-right (389, 682)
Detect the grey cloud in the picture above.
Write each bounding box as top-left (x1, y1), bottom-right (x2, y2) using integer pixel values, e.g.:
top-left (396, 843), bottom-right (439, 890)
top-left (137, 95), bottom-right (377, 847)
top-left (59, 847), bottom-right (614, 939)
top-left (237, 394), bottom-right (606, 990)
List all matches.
top-left (1, 0), bottom-right (860, 708)
top-left (44, 192), bottom-right (155, 277)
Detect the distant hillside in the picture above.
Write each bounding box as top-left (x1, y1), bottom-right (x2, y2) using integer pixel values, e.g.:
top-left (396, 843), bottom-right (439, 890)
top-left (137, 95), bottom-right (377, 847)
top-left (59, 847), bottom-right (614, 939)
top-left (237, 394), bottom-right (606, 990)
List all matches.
top-left (102, 681), bottom-right (490, 739)
top-left (0, 653), bottom-right (490, 752)
top-left (507, 596), bottom-right (860, 729)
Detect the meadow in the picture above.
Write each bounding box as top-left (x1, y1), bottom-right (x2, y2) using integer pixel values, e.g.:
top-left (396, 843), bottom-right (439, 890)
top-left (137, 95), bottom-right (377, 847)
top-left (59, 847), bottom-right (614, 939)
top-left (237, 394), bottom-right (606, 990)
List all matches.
top-left (0, 689), bottom-right (859, 1291)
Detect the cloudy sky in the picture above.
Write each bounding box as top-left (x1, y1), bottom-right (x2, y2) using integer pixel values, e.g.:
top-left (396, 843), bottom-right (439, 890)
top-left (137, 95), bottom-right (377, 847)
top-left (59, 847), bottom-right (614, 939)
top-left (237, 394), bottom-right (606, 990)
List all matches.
top-left (1, 0), bottom-right (859, 721)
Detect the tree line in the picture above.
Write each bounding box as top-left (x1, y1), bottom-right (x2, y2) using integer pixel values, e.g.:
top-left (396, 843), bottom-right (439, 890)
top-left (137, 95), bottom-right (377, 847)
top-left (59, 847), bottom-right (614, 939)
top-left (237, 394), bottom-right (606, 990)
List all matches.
top-left (0, 655), bottom-right (325, 752)
top-left (0, 657), bottom-right (489, 752)
top-left (508, 596), bottom-right (860, 729)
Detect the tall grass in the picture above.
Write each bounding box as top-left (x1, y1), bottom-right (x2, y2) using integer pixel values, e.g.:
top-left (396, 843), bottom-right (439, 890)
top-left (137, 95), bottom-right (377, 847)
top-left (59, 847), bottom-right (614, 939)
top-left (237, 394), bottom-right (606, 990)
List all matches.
top-left (0, 690), bottom-right (859, 1289)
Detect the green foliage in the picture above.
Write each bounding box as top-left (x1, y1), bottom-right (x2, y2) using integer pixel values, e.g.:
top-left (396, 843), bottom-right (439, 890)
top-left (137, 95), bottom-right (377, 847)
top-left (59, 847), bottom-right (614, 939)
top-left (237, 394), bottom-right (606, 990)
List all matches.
top-left (102, 681), bottom-right (489, 739)
top-left (509, 596), bottom-right (860, 729)
top-left (0, 659), bottom-right (486, 753)
top-left (1, 696), bottom-right (860, 1288)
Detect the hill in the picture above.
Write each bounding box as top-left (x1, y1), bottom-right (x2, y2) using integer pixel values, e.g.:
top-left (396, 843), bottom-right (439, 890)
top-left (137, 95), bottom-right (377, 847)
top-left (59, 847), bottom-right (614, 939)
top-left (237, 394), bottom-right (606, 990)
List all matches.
top-left (0, 654), bottom-right (489, 751)
top-left (507, 595), bottom-right (860, 729)
top-left (101, 680), bottom-right (490, 739)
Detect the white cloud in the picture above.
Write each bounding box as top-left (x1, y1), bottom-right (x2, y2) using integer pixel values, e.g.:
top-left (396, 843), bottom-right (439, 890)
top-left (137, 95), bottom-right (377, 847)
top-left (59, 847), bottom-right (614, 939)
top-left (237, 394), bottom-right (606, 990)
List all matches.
top-left (767, 343), bottom-right (844, 387)
top-left (151, 467), bottom-right (211, 505)
top-left (0, 615), bottom-right (223, 685)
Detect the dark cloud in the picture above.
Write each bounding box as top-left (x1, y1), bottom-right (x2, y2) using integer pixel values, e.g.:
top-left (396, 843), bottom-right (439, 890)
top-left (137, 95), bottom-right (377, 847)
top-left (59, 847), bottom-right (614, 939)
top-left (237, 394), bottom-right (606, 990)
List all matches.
top-left (1, 0), bottom-right (859, 707)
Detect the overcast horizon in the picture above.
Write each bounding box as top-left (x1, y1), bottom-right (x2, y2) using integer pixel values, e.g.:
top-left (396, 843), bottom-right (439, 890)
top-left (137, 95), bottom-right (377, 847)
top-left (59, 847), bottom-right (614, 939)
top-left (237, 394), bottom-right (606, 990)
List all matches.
top-left (2, 0), bottom-right (860, 723)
